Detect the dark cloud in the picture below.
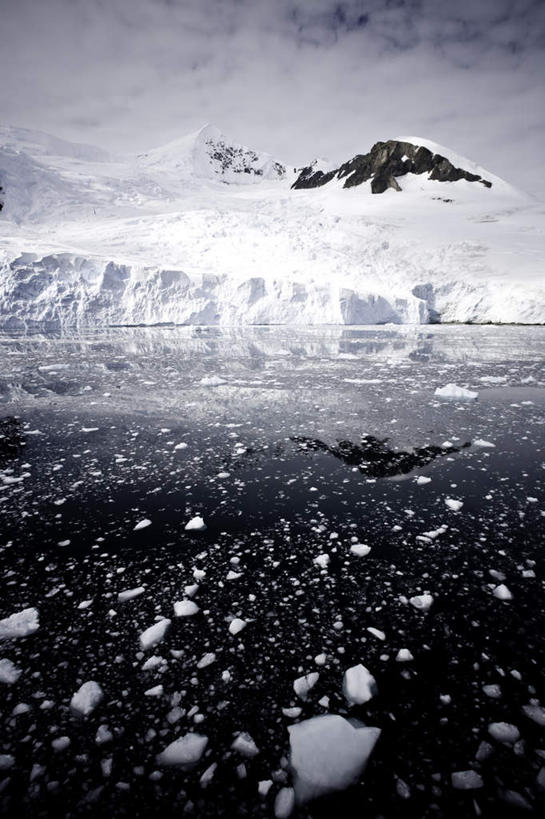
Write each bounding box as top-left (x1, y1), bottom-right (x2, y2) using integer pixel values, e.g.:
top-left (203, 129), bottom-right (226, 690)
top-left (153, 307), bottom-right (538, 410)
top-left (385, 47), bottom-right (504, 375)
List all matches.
top-left (1, 0), bottom-right (544, 192)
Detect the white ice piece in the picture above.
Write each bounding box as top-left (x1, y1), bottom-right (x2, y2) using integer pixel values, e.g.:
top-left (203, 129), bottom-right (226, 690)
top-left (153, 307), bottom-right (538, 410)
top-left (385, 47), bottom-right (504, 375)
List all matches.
top-left (156, 733), bottom-right (208, 769)
top-left (435, 384), bottom-right (478, 401)
top-left (0, 608), bottom-right (39, 640)
top-left (288, 714), bottom-right (381, 804)
top-left (293, 672), bottom-right (319, 700)
top-left (231, 732), bottom-right (260, 757)
top-left (185, 516), bottom-right (207, 532)
top-left (0, 658), bottom-right (22, 683)
top-left (228, 618), bottom-right (247, 636)
top-left (133, 518), bottom-right (152, 531)
top-left (409, 594), bottom-right (434, 611)
top-left (139, 618), bottom-right (171, 649)
top-left (343, 664), bottom-right (377, 705)
top-left (445, 498), bottom-right (463, 512)
top-left (70, 680), bottom-right (104, 717)
top-left (174, 600), bottom-right (200, 617)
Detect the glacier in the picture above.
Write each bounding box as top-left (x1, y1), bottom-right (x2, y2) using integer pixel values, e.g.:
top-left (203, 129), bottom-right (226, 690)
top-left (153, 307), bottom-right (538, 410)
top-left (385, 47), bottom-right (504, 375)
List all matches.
top-left (0, 124), bottom-right (543, 327)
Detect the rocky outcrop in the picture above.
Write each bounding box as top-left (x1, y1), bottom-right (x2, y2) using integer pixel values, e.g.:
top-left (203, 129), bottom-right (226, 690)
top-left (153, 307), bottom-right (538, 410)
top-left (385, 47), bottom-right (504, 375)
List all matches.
top-left (292, 139), bottom-right (492, 193)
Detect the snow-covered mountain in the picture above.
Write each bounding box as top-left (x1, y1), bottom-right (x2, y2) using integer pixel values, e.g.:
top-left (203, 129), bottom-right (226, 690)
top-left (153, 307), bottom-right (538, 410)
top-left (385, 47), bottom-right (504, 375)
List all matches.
top-left (0, 125), bottom-right (543, 328)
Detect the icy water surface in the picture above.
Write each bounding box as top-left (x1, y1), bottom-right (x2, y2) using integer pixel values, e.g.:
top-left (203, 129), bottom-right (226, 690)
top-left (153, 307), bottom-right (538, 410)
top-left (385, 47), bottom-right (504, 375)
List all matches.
top-left (0, 325), bottom-right (544, 818)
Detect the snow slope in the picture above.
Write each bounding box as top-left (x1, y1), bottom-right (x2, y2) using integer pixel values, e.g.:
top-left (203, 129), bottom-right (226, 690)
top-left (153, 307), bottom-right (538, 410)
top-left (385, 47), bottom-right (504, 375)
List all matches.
top-left (0, 126), bottom-right (543, 327)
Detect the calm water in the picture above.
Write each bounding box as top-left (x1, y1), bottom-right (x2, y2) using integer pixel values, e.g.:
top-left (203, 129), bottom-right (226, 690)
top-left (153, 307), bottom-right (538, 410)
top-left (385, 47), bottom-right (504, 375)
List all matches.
top-left (1, 325), bottom-right (544, 818)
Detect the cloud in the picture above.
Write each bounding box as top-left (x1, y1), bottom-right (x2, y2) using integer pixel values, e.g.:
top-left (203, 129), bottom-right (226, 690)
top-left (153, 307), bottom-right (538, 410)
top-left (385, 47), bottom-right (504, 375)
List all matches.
top-left (1, 0), bottom-right (544, 193)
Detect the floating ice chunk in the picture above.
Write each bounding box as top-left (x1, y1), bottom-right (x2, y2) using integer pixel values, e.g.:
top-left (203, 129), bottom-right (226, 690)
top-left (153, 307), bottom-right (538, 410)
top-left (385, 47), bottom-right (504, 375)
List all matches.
top-left (0, 755), bottom-right (15, 770)
top-left (483, 684), bottom-right (501, 698)
top-left (118, 586), bottom-right (145, 602)
top-left (416, 476), bottom-right (431, 485)
top-left (474, 439), bottom-right (495, 448)
top-left (451, 770), bottom-right (483, 790)
top-left (274, 787), bottom-right (295, 818)
top-left (343, 664), bottom-right (377, 705)
top-left (200, 375), bottom-right (226, 386)
top-left (231, 732), bottom-right (259, 757)
top-left (258, 779), bottom-right (273, 797)
top-left (70, 681), bottom-right (104, 717)
top-left (156, 733), bottom-right (208, 769)
top-left (314, 653), bottom-right (327, 666)
top-left (142, 655), bottom-right (166, 671)
top-left (185, 516), bottom-right (207, 532)
top-left (395, 649), bottom-right (414, 663)
top-left (522, 704), bottom-right (545, 727)
top-left (445, 498), bottom-right (463, 512)
top-left (283, 707), bottom-right (302, 718)
top-left (313, 554), bottom-right (330, 569)
top-left (197, 652), bottom-right (216, 669)
top-left (293, 672), bottom-right (319, 700)
top-left (139, 618), bottom-right (171, 649)
top-left (133, 519), bottom-right (152, 531)
top-left (350, 543), bottom-right (371, 557)
top-left (409, 594), bottom-right (434, 611)
top-left (95, 725), bottom-right (113, 745)
top-left (78, 599), bottom-right (93, 610)
top-left (52, 736), bottom-right (71, 752)
top-left (493, 584), bottom-right (513, 601)
top-left (144, 685), bottom-right (164, 697)
top-left (0, 608), bottom-right (39, 640)
top-left (174, 442), bottom-right (188, 450)
top-left (488, 722), bottom-right (520, 744)
top-left (435, 384), bottom-right (478, 401)
top-left (229, 618), bottom-right (247, 636)
top-left (0, 658), bottom-right (22, 684)
top-left (185, 583), bottom-right (199, 597)
top-left (288, 714), bottom-right (381, 804)
top-left (174, 600), bottom-right (199, 617)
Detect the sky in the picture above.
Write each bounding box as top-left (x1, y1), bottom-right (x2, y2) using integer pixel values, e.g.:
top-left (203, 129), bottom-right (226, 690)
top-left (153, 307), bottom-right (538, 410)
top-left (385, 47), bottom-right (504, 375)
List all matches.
top-left (1, 0), bottom-right (545, 193)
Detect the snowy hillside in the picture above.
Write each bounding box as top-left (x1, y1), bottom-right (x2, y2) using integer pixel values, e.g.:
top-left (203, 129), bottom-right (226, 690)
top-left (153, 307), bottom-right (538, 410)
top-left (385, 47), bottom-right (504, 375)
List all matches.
top-left (0, 125), bottom-right (543, 328)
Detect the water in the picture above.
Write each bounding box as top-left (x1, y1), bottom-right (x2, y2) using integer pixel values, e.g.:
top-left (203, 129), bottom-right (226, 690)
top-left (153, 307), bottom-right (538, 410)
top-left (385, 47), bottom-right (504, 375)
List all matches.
top-left (1, 325), bottom-right (544, 817)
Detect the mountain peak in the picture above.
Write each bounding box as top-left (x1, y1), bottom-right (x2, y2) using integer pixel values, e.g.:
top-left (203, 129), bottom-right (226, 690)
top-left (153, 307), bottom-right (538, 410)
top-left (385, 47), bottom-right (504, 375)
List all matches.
top-left (292, 138), bottom-right (494, 194)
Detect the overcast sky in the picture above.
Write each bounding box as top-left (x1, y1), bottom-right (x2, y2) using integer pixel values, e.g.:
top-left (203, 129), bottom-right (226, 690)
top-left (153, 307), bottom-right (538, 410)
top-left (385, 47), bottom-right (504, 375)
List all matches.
top-left (1, 0), bottom-right (544, 192)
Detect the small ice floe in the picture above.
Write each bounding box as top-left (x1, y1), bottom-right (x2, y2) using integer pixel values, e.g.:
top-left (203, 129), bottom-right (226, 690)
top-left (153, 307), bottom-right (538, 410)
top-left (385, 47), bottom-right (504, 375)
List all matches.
top-left (144, 685), bottom-right (164, 697)
top-left (314, 653), bottom-right (327, 666)
top-left (367, 628), bottom-right (385, 641)
top-left (0, 755), bottom-right (15, 770)
top-left (474, 439), bottom-right (495, 448)
top-left (117, 586), bottom-right (145, 603)
top-left (451, 770), bottom-right (483, 790)
top-left (96, 725), bottom-right (113, 745)
top-left (350, 543), bottom-right (371, 557)
top-left (395, 649), bottom-right (414, 663)
top-left (488, 722), bottom-right (520, 744)
top-left (343, 664), bottom-right (377, 705)
top-left (434, 384), bottom-right (478, 401)
top-left (283, 707), bottom-right (302, 718)
top-left (133, 519), bottom-right (152, 531)
top-left (522, 704), bottom-right (545, 727)
top-left (258, 780), bottom-right (273, 797)
top-left (274, 787), bottom-right (295, 818)
top-left (156, 733), bottom-right (208, 769)
top-left (185, 516), bottom-right (207, 532)
top-left (0, 607), bottom-right (39, 640)
top-left (197, 652), bottom-right (216, 669)
top-left (226, 570), bottom-right (242, 580)
top-left (445, 498), bottom-right (463, 512)
top-left (174, 600), bottom-right (199, 617)
top-left (70, 681), bottom-right (104, 717)
top-left (81, 427), bottom-right (99, 433)
top-left (52, 736), bottom-right (71, 752)
top-left (0, 658), bottom-right (22, 684)
top-left (174, 442), bottom-right (188, 450)
top-left (409, 593), bottom-right (434, 611)
top-left (313, 554), bottom-right (330, 569)
top-left (416, 476), bottom-right (431, 485)
top-left (293, 672), bottom-right (319, 700)
top-left (288, 714), bottom-right (381, 804)
top-left (493, 584), bottom-right (513, 601)
top-left (77, 599), bottom-right (93, 610)
top-left (229, 618), bottom-right (247, 636)
top-left (139, 618), bottom-right (171, 649)
top-left (142, 655), bottom-right (166, 672)
top-left (231, 732), bottom-right (260, 757)
top-left (483, 684), bottom-right (502, 699)
top-left (200, 375), bottom-right (226, 387)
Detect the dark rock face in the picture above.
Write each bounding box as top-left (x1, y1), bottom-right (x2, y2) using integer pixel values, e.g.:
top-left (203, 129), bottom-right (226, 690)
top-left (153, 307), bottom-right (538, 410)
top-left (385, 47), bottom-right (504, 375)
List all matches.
top-left (292, 140), bottom-right (492, 194)
top-left (204, 136), bottom-right (285, 180)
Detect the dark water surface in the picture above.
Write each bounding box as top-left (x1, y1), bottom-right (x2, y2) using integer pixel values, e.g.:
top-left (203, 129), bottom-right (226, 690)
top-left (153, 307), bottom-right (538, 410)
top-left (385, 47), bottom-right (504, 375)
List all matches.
top-left (0, 326), bottom-right (544, 817)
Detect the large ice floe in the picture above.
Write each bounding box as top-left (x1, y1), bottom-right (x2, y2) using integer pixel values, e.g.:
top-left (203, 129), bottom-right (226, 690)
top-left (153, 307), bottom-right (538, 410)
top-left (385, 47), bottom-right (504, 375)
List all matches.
top-left (288, 715), bottom-right (381, 804)
top-left (1, 124), bottom-right (544, 327)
